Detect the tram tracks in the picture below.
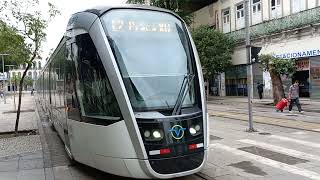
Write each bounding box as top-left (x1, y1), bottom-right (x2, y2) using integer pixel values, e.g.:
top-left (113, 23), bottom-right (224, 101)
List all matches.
top-left (209, 110), bottom-right (320, 133)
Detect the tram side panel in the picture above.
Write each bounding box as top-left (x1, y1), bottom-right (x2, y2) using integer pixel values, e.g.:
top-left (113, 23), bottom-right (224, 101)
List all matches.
top-left (63, 30), bottom-right (147, 177)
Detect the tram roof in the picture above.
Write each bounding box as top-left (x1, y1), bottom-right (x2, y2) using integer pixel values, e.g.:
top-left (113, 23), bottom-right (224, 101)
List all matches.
top-left (83, 4), bottom-right (178, 17)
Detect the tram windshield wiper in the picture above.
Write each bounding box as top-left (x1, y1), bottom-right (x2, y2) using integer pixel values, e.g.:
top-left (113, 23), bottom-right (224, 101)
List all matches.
top-left (172, 74), bottom-right (194, 115)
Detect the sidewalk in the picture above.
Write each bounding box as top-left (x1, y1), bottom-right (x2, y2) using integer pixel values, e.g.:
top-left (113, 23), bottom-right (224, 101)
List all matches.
top-left (208, 96), bottom-right (320, 113)
top-left (207, 96), bottom-right (320, 132)
top-left (0, 95), bottom-right (44, 179)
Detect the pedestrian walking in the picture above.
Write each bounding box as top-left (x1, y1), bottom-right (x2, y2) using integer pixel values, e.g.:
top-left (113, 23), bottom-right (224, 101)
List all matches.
top-left (31, 88), bottom-right (34, 96)
top-left (288, 80), bottom-right (304, 113)
top-left (257, 82), bottom-right (264, 99)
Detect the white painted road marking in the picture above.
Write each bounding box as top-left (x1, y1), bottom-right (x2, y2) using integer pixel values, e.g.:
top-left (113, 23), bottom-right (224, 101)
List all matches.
top-left (211, 143), bottom-right (320, 180)
top-left (270, 135), bottom-right (320, 148)
top-left (292, 131), bottom-right (308, 135)
top-left (239, 139), bottom-right (320, 162)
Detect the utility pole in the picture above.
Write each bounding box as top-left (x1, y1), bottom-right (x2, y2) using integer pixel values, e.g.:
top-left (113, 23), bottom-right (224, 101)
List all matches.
top-left (245, 0), bottom-right (255, 132)
top-left (1, 54), bottom-right (9, 104)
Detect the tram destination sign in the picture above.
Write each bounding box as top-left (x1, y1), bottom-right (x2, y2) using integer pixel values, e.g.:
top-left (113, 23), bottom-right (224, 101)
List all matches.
top-left (111, 20), bottom-right (171, 33)
top-left (275, 49), bottom-right (320, 59)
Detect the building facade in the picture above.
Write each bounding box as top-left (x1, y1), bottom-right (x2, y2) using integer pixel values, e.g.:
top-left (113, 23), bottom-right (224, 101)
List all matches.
top-left (192, 0), bottom-right (320, 99)
top-left (7, 59), bottom-right (45, 91)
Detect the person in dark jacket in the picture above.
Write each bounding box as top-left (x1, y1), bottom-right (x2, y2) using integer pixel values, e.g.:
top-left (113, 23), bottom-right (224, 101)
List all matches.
top-left (257, 82), bottom-right (264, 99)
top-left (288, 80), bottom-right (303, 113)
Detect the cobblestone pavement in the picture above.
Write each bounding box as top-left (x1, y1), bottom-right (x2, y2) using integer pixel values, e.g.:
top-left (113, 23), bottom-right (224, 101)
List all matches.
top-left (0, 135), bottom-right (41, 158)
top-left (206, 116), bottom-right (320, 180)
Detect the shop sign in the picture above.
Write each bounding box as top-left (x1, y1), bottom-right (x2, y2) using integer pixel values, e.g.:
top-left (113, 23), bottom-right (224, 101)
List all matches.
top-left (275, 49), bottom-right (320, 59)
top-left (296, 59), bottom-right (309, 71)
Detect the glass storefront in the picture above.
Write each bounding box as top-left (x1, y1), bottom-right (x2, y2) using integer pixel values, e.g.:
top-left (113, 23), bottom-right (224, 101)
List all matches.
top-left (225, 65), bottom-right (248, 96)
top-left (310, 56), bottom-right (320, 99)
top-left (291, 58), bottom-right (310, 97)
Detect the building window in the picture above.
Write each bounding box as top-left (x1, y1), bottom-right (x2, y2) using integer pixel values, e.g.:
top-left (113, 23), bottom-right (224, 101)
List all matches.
top-left (28, 71), bottom-right (32, 78)
top-left (271, 0), bottom-right (282, 19)
top-left (291, 0), bottom-right (306, 14)
top-left (33, 71), bottom-right (37, 79)
top-left (18, 72), bottom-right (21, 78)
top-left (236, 3), bottom-right (245, 29)
top-left (222, 9), bottom-right (231, 33)
top-left (38, 61), bottom-right (41, 69)
top-left (12, 72), bottom-right (16, 77)
top-left (33, 62), bottom-right (36, 69)
top-left (252, 0), bottom-right (262, 25)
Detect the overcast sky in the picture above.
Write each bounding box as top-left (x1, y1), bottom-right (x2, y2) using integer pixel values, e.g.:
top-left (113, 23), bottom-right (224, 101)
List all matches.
top-left (41, 0), bottom-right (127, 59)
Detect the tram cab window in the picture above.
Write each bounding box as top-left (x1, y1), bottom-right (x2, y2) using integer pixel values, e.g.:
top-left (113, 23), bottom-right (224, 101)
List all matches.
top-left (73, 34), bottom-right (122, 120)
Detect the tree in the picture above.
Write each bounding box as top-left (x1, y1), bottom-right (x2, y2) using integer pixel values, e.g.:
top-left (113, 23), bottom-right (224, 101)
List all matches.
top-left (126, 0), bottom-right (193, 25)
top-left (1, 0), bottom-right (60, 135)
top-left (192, 25), bottom-right (235, 96)
top-left (259, 54), bottom-right (296, 104)
top-left (0, 21), bottom-right (29, 72)
top-left (24, 76), bottom-right (33, 88)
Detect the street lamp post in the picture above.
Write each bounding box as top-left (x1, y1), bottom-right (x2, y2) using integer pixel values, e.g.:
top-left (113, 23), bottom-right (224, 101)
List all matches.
top-left (0, 53), bottom-right (9, 104)
top-left (244, 0), bottom-right (256, 132)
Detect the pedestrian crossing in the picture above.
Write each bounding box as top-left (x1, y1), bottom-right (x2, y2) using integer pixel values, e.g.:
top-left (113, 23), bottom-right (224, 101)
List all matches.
top-left (209, 131), bottom-right (320, 180)
top-left (211, 143), bottom-right (320, 180)
top-left (270, 135), bottom-right (320, 148)
top-left (238, 139), bottom-right (320, 162)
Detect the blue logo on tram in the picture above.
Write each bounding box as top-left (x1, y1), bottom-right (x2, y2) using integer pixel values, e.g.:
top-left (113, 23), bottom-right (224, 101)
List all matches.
top-left (169, 125), bottom-right (186, 140)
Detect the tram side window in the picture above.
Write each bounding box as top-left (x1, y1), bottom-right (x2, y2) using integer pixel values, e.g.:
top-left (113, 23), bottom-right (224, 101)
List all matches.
top-left (65, 44), bottom-right (82, 121)
top-left (74, 34), bottom-right (122, 119)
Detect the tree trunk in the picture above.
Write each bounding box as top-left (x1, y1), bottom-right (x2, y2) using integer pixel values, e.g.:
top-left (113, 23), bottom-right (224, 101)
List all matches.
top-left (270, 70), bottom-right (285, 105)
top-left (15, 63), bottom-right (31, 136)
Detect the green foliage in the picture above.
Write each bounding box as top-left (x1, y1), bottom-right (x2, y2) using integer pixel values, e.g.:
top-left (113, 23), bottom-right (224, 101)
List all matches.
top-left (11, 75), bottom-right (20, 86)
top-left (23, 76), bottom-right (33, 87)
top-left (11, 75), bottom-right (33, 87)
top-left (1, 0), bottom-right (61, 64)
top-left (0, 21), bottom-right (29, 71)
top-left (0, 0), bottom-right (60, 134)
top-left (126, 0), bottom-right (193, 25)
top-left (192, 25), bottom-right (235, 79)
top-left (259, 54), bottom-right (296, 76)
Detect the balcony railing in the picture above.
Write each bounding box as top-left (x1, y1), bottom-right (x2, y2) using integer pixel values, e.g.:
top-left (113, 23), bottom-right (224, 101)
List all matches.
top-left (229, 6), bottom-right (320, 42)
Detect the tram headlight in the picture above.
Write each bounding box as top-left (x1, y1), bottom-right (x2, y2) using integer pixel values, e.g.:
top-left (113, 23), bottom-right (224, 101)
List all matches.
top-left (143, 129), bottom-right (164, 141)
top-left (195, 124), bottom-right (201, 131)
top-left (189, 124), bottom-right (202, 136)
top-left (144, 130), bottom-right (151, 138)
top-left (152, 130), bottom-right (163, 139)
top-left (189, 127), bottom-right (197, 135)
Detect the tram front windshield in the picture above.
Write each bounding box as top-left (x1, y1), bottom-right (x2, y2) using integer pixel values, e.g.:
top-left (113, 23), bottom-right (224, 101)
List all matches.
top-left (102, 9), bottom-right (198, 111)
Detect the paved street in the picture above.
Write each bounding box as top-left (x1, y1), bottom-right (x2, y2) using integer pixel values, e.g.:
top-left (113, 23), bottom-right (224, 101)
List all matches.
top-left (206, 116), bottom-right (320, 180)
top-left (203, 96), bottom-right (320, 179)
top-left (1, 95), bottom-right (320, 179)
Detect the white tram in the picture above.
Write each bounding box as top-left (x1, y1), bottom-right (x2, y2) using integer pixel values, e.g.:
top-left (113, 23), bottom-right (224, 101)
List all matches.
top-left (36, 5), bottom-right (208, 179)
